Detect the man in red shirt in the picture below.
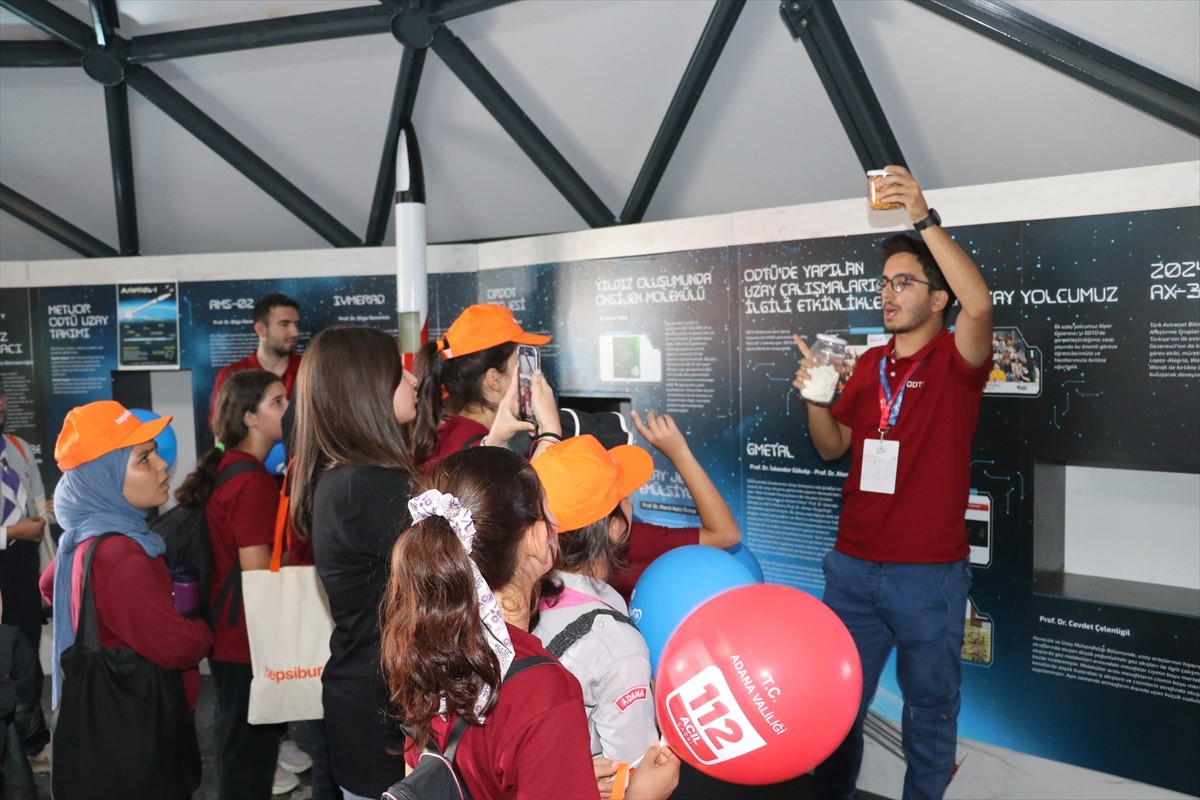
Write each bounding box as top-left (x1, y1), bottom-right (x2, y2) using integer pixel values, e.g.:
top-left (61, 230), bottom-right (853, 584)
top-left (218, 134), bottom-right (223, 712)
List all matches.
top-left (794, 166), bottom-right (993, 800)
top-left (209, 293), bottom-right (302, 425)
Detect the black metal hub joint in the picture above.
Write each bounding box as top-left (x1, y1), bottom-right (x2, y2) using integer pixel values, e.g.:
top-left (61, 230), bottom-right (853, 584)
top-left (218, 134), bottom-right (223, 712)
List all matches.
top-left (81, 49), bottom-right (125, 85)
top-left (391, 10), bottom-right (436, 49)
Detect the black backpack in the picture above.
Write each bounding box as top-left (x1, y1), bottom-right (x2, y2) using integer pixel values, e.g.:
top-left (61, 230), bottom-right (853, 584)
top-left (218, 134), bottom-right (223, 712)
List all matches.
top-left (383, 655), bottom-right (555, 800)
top-left (153, 459), bottom-right (267, 627)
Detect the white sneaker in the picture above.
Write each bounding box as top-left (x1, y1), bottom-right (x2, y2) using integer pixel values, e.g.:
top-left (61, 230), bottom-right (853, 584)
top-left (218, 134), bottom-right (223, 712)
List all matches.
top-left (278, 739), bottom-right (313, 774)
top-left (272, 764), bottom-right (300, 795)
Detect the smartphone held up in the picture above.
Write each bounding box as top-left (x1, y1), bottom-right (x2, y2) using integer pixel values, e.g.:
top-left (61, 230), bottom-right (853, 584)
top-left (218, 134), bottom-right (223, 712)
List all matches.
top-left (517, 345), bottom-right (539, 422)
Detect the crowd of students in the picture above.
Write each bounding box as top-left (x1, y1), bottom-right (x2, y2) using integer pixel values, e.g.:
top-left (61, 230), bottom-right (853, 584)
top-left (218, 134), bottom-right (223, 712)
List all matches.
top-left (29, 302), bottom-right (742, 800)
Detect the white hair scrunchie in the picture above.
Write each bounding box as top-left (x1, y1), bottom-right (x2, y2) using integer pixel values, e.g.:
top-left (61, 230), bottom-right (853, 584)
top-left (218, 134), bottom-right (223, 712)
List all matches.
top-left (408, 488), bottom-right (515, 719)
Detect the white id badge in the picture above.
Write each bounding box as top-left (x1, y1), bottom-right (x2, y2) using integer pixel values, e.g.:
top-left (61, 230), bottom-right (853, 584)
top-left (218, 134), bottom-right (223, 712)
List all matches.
top-left (860, 439), bottom-right (899, 494)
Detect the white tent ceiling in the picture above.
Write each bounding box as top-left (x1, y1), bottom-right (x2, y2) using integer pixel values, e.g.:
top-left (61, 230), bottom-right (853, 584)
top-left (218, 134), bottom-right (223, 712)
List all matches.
top-left (1, 0), bottom-right (1197, 263)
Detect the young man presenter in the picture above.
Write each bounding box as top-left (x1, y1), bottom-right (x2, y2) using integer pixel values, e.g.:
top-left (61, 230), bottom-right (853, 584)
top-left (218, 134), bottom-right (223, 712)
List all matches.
top-left (209, 293), bottom-right (302, 426)
top-left (794, 165), bottom-right (994, 800)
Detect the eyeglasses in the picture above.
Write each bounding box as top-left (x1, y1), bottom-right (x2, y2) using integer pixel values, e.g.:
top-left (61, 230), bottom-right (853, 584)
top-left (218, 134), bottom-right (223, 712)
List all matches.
top-left (876, 274), bottom-right (941, 294)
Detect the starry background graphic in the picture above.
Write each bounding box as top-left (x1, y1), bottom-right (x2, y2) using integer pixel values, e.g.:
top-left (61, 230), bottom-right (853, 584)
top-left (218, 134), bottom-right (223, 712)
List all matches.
top-left (179, 273), bottom-right (400, 451)
top-left (436, 251), bottom-right (741, 529)
top-left (32, 283), bottom-right (121, 487)
top-left (1017, 209), bottom-right (1199, 469)
top-left (0, 287), bottom-right (45, 453)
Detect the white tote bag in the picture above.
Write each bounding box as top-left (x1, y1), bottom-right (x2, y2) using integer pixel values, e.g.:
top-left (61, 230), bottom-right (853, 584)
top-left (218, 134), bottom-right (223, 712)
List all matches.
top-left (243, 481), bottom-right (334, 724)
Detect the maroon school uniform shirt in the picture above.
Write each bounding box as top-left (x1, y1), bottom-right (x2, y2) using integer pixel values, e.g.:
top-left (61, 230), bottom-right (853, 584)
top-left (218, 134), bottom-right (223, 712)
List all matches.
top-left (610, 521), bottom-right (700, 603)
top-left (205, 449), bottom-right (277, 663)
top-left (406, 625), bottom-right (597, 799)
top-left (430, 415), bottom-right (489, 464)
top-left (209, 352), bottom-right (301, 425)
top-left (40, 536), bottom-right (212, 709)
top-left (831, 329), bottom-right (989, 563)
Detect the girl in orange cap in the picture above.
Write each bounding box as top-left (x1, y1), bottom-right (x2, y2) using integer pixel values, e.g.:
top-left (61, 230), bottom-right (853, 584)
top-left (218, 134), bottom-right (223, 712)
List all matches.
top-left (41, 400), bottom-right (212, 799)
top-left (530, 435), bottom-right (662, 793)
top-left (411, 303), bottom-right (561, 466)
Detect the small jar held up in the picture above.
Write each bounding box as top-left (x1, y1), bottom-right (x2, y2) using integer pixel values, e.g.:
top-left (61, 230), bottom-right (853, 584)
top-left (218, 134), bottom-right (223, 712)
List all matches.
top-left (867, 170), bottom-right (903, 210)
top-left (801, 335), bottom-right (847, 405)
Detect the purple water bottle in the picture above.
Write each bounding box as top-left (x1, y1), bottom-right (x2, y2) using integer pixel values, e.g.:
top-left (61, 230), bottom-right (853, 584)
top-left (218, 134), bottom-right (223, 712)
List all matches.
top-left (171, 565), bottom-right (200, 616)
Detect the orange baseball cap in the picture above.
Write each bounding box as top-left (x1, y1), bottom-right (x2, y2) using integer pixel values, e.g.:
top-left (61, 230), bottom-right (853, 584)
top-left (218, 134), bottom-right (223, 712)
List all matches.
top-left (437, 304), bottom-right (550, 359)
top-left (55, 400), bottom-right (172, 471)
top-left (532, 435), bottom-right (653, 532)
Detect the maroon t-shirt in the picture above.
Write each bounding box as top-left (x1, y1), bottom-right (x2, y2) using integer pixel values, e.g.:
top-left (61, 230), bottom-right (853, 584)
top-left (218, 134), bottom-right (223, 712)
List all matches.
top-left (41, 536), bottom-right (213, 709)
top-left (610, 521), bottom-right (700, 603)
top-left (431, 415), bottom-right (489, 463)
top-left (831, 329), bottom-right (989, 563)
top-left (407, 626), bottom-right (597, 799)
top-left (209, 352), bottom-right (301, 424)
top-left (205, 449), bottom-right (277, 663)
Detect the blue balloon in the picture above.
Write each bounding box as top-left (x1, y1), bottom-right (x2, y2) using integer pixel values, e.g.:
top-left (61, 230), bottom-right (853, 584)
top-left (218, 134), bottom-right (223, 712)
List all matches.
top-left (129, 408), bottom-right (177, 472)
top-left (726, 541), bottom-right (765, 583)
top-left (628, 545), bottom-right (755, 678)
top-left (263, 440), bottom-right (287, 476)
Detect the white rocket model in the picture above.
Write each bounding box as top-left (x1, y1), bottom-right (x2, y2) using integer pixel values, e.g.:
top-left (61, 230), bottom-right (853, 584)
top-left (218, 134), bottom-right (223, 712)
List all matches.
top-left (395, 121), bottom-right (427, 356)
top-left (122, 290), bottom-right (174, 319)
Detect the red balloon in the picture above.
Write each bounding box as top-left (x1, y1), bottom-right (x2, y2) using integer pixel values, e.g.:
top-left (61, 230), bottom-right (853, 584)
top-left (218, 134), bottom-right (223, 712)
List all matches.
top-left (654, 584), bottom-right (862, 785)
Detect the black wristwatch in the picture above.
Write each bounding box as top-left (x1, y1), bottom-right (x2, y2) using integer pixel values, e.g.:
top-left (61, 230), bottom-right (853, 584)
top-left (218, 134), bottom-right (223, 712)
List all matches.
top-left (912, 208), bottom-right (941, 231)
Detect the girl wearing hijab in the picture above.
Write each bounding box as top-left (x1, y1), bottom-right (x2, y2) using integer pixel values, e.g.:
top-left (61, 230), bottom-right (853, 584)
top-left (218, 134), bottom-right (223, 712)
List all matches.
top-left (41, 400), bottom-right (212, 799)
top-left (289, 326), bottom-right (419, 800)
top-left (531, 435), bottom-right (659, 768)
top-left (380, 446), bottom-right (679, 800)
top-left (175, 370), bottom-right (288, 799)
top-left (411, 303), bottom-right (558, 465)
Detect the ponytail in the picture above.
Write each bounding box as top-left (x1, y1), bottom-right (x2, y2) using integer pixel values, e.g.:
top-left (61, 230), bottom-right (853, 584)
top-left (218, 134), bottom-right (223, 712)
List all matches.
top-left (411, 339), bottom-right (447, 466)
top-left (380, 517), bottom-right (501, 749)
top-left (379, 447), bottom-right (546, 748)
top-left (173, 446), bottom-right (225, 508)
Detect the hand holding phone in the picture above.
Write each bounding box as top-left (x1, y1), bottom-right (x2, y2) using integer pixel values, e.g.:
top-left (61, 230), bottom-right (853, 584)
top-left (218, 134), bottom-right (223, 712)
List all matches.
top-left (517, 345), bottom-right (539, 423)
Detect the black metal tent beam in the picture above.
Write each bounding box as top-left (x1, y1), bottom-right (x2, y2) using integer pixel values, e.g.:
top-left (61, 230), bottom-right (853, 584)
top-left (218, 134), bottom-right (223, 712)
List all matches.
top-left (87, 0), bottom-right (138, 254)
top-left (622, 0), bottom-right (745, 225)
top-left (123, 64), bottom-right (361, 248)
top-left (366, 46), bottom-right (428, 246)
top-left (0, 0), bottom-right (95, 52)
top-left (87, 0), bottom-right (118, 48)
top-left (104, 84), bottom-right (139, 255)
top-left (780, 0), bottom-right (905, 171)
top-left (0, 183), bottom-right (118, 258)
top-left (0, 40), bottom-right (79, 67)
top-left (432, 25), bottom-right (615, 229)
top-left (911, 0), bottom-right (1200, 137)
top-left (124, 5), bottom-right (392, 64)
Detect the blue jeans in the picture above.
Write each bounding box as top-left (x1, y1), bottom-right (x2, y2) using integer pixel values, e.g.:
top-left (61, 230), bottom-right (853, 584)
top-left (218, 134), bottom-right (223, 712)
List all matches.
top-left (812, 551), bottom-right (971, 800)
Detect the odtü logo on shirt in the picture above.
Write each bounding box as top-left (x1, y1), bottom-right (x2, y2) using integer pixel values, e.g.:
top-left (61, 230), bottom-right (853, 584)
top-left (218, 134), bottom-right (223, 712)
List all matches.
top-left (614, 685), bottom-right (649, 712)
